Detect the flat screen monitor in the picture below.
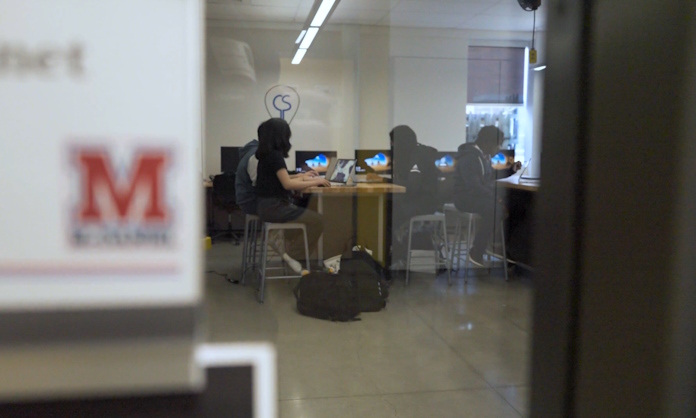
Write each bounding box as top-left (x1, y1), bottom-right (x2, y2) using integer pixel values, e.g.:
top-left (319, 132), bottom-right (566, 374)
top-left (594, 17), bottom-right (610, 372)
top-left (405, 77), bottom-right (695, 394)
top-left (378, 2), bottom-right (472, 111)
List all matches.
top-left (354, 149), bottom-right (391, 174)
top-left (434, 151), bottom-right (457, 175)
top-left (491, 149), bottom-right (515, 170)
top-left (221, 147), bottom-right (241, 173)
top-left (295, 150), bottom-right (337, 174)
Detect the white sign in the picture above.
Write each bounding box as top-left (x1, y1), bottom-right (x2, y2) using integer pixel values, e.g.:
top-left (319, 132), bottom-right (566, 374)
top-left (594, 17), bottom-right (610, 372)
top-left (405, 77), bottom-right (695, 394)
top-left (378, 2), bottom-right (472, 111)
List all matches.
top-left (0, 0), bottom-right (203, 310)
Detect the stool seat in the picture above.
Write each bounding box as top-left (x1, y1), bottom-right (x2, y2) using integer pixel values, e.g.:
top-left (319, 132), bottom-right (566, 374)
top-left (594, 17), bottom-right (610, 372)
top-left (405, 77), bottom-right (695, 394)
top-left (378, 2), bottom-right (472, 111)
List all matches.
top-left (443, 204), bottom-right (508, 283)
top-left (257, 222), bottom-right (310, 303)
top-left (240, 215), bottom-right (311, 303)
top-left (241, 214), bottom-right (261, 286)
top-left (405, 213), bottom-right (451, 286)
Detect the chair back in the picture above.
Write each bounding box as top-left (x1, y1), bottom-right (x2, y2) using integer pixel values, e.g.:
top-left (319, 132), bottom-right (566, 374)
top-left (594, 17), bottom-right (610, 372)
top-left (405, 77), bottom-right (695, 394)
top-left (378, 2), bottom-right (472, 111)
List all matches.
top-left (212, 172), bottom-right (237, 206)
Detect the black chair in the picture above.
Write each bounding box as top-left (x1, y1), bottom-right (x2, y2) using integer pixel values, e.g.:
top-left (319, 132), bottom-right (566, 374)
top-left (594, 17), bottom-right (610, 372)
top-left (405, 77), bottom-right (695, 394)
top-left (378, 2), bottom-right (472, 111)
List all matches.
top-left (211, 172), bottom-right (242, 244)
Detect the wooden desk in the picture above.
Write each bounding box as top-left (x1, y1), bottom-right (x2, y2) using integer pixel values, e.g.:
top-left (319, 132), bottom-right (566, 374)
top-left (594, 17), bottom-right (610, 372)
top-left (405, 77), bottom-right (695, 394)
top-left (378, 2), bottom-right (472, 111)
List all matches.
top-left (304, 183), bottom-right (406, 263)
top-left (497, 176), bottom-right (540, 192)
top-left (496, 176), bottom-right (539, 270)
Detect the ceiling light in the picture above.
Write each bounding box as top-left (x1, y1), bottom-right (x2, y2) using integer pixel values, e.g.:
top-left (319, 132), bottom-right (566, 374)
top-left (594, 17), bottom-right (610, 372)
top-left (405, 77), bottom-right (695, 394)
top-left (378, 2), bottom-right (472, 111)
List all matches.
top-left (292, 49), bottom-right (307, 65)
top-left (291, 0), bottom-right (341, 66)
top-left (295, 30), bottom-right (306, 44)
top-left (310, 0), bottom-right (337, 27)
top-left (299, 27), bottom-right (319, 50)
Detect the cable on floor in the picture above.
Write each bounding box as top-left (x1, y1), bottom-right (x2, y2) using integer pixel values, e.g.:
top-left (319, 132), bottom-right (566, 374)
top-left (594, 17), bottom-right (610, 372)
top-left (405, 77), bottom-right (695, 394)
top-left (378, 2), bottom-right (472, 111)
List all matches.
top-left (206, 270), bottom-right (241, 285)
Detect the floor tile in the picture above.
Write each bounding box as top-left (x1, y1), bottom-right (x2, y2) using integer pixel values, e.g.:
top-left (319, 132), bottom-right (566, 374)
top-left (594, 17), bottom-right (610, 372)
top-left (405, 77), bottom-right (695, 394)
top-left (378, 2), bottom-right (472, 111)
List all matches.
top-left (280, 395), bottom-right (397, 418)
top-left (280, 389), bottom-right (522, 418)
top-left (382, 390), bottom-right (522, 418)
top-left (204, 242), bottom-right (534, 414)
top-left (496, 386), bottom-right (530, 417)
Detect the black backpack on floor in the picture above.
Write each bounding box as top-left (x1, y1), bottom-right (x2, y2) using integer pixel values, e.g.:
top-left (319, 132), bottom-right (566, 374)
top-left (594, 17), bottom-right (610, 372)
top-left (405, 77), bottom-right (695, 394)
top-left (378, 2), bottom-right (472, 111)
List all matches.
top-left (340, 250), bottom-right (389, 312)
top-left (294, 272), bottom-right (360, 322)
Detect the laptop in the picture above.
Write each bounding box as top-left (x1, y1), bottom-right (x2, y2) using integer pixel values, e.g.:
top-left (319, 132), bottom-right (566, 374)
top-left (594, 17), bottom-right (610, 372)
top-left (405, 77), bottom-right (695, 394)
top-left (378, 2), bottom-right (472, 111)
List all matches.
top-left (518, 158), bottom-right (540, 181)
top-left (326, 159), bottom-right (357, 186)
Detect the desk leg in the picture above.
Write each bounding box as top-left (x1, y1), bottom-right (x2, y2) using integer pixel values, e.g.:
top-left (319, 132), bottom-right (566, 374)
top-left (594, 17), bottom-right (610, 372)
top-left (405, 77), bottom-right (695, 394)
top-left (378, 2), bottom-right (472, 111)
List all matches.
top-left (377, 194), bottom-right (384, 263)
top-left (317, 194), bottom-right (323, 262)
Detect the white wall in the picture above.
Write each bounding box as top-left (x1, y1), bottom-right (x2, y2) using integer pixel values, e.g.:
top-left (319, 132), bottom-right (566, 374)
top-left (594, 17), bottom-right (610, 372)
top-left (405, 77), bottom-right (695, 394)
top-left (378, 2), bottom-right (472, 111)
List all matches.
top-left (388, 27), bottom-right (532, 152)
top-left (205, 24), bottom-right (357, 176)
top-left (391, 56), bottom-right (468, 151)
top-left (204, 22), bottom-right (542, 176)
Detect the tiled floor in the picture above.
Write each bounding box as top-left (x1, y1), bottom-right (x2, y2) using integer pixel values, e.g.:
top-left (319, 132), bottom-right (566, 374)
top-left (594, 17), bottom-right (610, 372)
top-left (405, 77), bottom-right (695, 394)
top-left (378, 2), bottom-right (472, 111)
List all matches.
top-left (204, 242), bottom-right (533, 418)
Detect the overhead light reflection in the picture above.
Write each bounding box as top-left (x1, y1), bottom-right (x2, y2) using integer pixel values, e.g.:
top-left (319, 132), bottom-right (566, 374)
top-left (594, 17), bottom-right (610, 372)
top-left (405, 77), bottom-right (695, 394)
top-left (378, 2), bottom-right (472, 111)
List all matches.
top-left (310, 0), bottom-right (337, 27)
top-left (299, 27), bottom-right (319, 49)
top-left (291, 48), bottom-right (307, 65)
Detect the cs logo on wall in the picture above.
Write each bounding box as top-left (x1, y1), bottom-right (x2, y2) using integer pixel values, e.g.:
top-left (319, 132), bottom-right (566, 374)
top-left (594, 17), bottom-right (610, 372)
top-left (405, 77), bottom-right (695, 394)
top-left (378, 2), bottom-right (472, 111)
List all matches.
top-left (264, 85), bottom-right (300, 123)
top-left (67, 144), bottom-right (175, 247)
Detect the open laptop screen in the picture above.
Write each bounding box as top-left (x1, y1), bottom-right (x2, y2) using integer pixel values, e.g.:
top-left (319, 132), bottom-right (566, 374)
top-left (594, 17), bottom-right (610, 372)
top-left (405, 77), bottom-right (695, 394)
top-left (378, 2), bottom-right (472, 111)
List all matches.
top-left (328, 159), bottom-right (357, 183)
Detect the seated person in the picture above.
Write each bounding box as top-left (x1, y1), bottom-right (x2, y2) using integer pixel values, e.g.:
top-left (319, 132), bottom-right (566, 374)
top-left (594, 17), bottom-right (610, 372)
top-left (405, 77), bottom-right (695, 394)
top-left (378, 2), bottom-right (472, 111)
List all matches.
top-left (255, 118), bottom-right (330, 273)
top-left (235, 139), bottom-right (259, 215)
top-left (389, 125), bottom-right (441, 266)
top-left (452, 126), bottom-right (521, 267)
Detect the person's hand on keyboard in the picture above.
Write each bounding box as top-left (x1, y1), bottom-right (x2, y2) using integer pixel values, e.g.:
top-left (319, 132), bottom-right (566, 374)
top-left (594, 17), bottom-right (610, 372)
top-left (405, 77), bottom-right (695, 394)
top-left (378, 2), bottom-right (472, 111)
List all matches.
top-left (314, 178), bottom-right (331, 187)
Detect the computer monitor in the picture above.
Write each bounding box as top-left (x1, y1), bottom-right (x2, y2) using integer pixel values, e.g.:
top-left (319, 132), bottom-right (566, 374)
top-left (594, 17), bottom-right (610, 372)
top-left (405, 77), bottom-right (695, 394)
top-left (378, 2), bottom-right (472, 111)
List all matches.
top-left (491, 149), bottom-right (515, 170)
top-left (355, 149), bottom-right (391, 174)
top-left (434, 151), bottom-right (457, 176)
top-left (295, 150), bottom-right (337, 174)
top-left (221, 146), bottom-right (241, 173)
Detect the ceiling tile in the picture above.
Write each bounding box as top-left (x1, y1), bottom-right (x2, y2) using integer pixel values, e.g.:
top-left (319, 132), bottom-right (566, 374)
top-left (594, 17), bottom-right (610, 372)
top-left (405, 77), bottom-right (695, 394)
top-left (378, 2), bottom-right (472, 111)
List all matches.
top-left (384, 11), bottom-right (469, 29)
top-left (458, 14), bottom-right (544, 31)
top-left (394, 0), bottom-right (498, 14)
top-left (207, 4), bottom-right (298, 21)
top-left (483, 1), bottom-right (547, 16)
top-left (249, 0), bottom-right (303, 6)
top-left (208, 0), bottom-right (548, 32)
top-left (337, 0), bottom-right (400, 11)
top-left (330, 8), bottom-right (390, 24)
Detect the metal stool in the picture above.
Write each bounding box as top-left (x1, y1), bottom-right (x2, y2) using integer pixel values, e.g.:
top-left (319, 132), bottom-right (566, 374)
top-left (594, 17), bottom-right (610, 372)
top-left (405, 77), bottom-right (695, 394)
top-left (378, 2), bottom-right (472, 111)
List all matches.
top-left (258, 222), bottom-right (310, 303)
top-left (241, 214), bottom-right (261, 285)
top-left (444, 203), bottom-right (508, 283)
top-left (405, 213), bottom-right (451, 286)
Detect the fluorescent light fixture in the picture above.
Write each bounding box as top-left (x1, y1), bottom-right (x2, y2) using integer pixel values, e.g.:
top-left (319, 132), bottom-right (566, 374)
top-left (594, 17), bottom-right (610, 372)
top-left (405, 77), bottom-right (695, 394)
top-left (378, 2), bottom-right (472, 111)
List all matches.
top-left (295, 30), bottom-right (306, 44)
top-left (534, 65), bottom-right (547, 71)
top-left (299, 27), bottom-right (319, 49)
top-left (310, 0), bottom-right (337, 27)
top-left (523, 47), bottom-right (529, 105)
top-left (292, 48), bottom-right (307, 65)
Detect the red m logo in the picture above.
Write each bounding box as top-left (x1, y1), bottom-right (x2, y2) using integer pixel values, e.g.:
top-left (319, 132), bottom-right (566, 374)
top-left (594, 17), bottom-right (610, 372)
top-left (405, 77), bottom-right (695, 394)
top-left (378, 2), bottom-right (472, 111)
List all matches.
top-left (77, 150), bottom-right (169, 223)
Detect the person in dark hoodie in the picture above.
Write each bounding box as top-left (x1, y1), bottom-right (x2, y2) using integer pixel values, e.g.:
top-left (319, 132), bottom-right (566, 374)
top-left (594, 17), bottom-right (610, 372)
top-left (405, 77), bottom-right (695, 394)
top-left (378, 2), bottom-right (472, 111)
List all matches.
top-left (389, 125), bottom-right (440, 267)
top-left (390, 125), bottom-right (440, 226)
top-left (453, 126), bottom-right (520, 267)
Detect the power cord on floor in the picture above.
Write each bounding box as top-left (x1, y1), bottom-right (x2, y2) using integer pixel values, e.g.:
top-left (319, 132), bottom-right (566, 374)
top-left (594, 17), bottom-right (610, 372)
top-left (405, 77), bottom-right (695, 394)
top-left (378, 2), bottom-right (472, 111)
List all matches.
top-left (206, 270), bottom-right (241, 285)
